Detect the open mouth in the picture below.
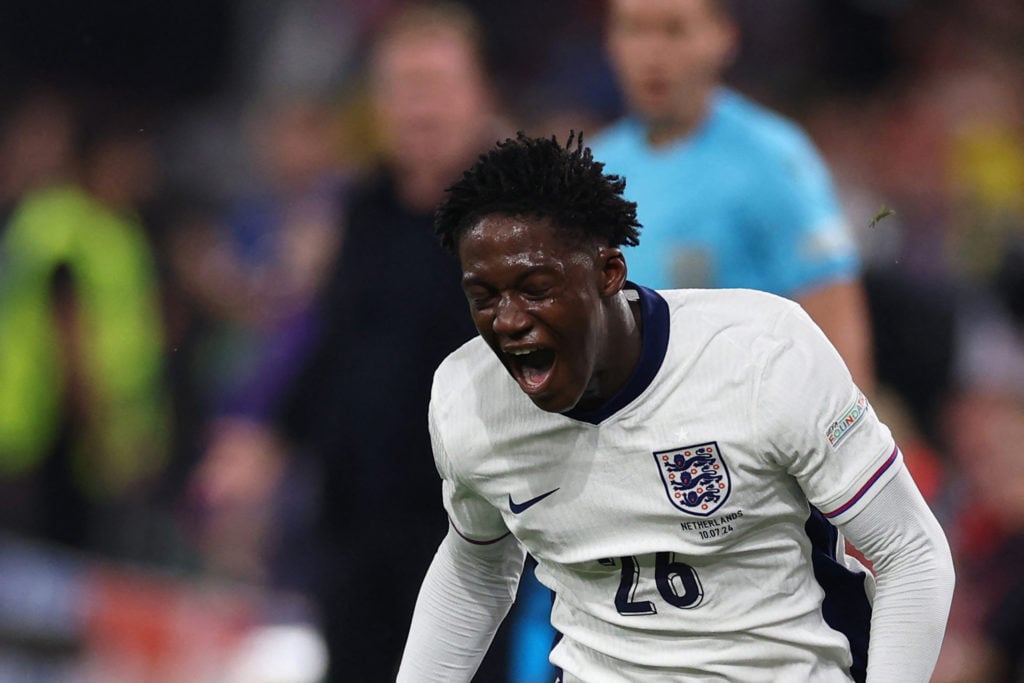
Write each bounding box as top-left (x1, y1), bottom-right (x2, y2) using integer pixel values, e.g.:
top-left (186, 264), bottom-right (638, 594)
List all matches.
top-left (506, 348), bottom-right (557, 394)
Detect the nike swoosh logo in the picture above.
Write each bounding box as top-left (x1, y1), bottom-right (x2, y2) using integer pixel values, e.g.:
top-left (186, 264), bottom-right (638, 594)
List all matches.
top-left (509, 488), bottom-right (560, 514)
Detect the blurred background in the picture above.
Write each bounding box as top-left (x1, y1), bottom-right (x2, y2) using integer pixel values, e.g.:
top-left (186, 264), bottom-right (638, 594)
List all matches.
top-left (0, 0), bottom-right (1021, 681)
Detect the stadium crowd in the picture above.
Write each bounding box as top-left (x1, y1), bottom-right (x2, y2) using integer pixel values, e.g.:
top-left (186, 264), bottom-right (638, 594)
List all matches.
top-left (0, 0), bottom-right (1022, 681)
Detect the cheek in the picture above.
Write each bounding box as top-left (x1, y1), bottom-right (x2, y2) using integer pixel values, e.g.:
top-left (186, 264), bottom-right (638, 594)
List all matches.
top-left (608, 34), bottom-right (645, 72)
top-left (469, 309), bottom-right (493, 335)
top-left (689, 32), bottom-right (733, 76)
top-left (662, 41), bottom-right (706, 79)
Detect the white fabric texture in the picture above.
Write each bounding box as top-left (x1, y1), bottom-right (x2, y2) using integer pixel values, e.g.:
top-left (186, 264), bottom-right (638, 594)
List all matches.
top-left (396, 528), bottom-right (525, 682)
top-left (838, 465), bottom-right (955, 682)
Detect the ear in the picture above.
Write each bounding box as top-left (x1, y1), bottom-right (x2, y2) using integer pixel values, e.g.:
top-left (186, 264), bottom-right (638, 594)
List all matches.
top-left (597, 247), bottom-right (628, 298)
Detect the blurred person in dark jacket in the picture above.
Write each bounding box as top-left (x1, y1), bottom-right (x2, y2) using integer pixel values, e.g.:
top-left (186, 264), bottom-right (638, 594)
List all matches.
top-left (292, 5), bottom-right (507, 675)
top-left (273, 3), bottom-right (509, 680)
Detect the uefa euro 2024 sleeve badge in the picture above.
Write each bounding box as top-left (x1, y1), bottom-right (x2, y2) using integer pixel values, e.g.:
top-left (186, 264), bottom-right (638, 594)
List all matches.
top-left (653, 442), bottom-right (731, 516)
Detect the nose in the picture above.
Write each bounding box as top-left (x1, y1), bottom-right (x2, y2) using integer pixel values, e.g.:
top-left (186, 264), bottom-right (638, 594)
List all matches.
top-left (492, 295), bottom-right (531, 338)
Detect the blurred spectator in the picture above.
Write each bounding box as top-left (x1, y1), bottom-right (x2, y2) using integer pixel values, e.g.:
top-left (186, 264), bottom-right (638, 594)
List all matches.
top-left (979, 581), bottom-right (1024, 682)
top-left (188, 416), bottom-right (292, 583)
top-left (941, 45), bottom-right (1024, 285)
top-left (176, 92), bottom-right (351, 587)
top-left (0, 95), bottom-right (172, 560)
top-left (799, 13), bottom-right (1024, 677)
top-left (169, 94), bottom-right (349, 417)
top-left (804, 0), bottom-right (1024, 453)
top-left (0, 87), bottom-right (75, 228)
top-left (933, 272), bottom-right (1024, 683)
top-left (185, 2), bottom-right (510, 679)
top-left (274, 5), bottom-right (510, 679)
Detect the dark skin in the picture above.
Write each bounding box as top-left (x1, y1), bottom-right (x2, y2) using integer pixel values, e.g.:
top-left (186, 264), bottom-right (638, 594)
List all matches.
top-left (457, 213), bottom-right (643, 414)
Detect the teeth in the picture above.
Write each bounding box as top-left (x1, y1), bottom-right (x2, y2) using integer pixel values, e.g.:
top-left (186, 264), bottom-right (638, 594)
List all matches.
top-left (508, 349), bottom-right (535, 356)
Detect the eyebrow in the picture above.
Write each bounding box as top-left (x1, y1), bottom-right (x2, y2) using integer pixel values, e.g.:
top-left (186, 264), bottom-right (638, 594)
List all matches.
top-left (461, 264), bottom-right (560, 289)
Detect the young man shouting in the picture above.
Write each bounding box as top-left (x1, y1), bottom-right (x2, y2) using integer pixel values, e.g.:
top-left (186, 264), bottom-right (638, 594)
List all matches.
top-left (398, 133), bottom-right (953, 682)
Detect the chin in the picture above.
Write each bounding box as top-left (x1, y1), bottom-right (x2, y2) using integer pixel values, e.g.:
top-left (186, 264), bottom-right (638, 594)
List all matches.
top-left (634, 96), bottom-right (671, 119)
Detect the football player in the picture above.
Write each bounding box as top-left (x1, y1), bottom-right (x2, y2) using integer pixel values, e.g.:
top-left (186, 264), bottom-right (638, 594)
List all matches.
top-left (397, 133), bottom-right (953, 682)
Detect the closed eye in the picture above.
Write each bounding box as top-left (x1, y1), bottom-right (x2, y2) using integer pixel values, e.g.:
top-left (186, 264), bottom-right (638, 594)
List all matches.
top-left (473, 299), bottom-right (495, 311)
top-left (523, 287), bottom-right (551, 301)
top-left (520, 274), bottom-right (557, 301)
top-left (465, 287), bottom-right (496, 310)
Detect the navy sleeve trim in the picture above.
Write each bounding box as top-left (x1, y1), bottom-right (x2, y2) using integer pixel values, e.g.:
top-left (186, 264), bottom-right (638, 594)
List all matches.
top-left (450, 519), bottom-right (513, 546)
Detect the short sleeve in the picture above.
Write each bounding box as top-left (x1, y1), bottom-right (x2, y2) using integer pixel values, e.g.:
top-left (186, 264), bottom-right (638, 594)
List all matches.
top-left (429, 398), bottom-right (511, 545)
top-left (746, 131), bottom-right (860, 296)
top-left (756, 304), bottom-right (898, 522)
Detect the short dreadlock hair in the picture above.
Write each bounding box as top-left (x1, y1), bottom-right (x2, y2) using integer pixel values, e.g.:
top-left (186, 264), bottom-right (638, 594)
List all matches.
top-left (435, 132), bottom-right (641, 255)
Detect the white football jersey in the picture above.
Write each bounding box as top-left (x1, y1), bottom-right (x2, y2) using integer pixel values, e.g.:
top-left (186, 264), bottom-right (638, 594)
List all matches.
top-left (429, 285), bottom-right (898, 682)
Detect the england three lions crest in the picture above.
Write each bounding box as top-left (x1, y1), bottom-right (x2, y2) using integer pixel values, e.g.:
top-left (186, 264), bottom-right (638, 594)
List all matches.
top-left (653, 442), bottom-right (731, 516)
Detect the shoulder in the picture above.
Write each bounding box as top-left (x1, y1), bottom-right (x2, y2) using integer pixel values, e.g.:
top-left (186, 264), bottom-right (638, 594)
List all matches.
top-left (434, 336), bottom-right (492, 384)
top-left (11, 186), bottom-right (93, 222)
top-left (588, 118), bottom-right (644, 163)
top-left (431, 337), bottom-right (552, 471)
top-left (661, 287), bottom-right (802, 332)
top-left (6, 186), bottom-right (141, 252)
top-left (654, 288), bottom-right (810, 382)
top-left (710, 89), bottom-right (824, 165)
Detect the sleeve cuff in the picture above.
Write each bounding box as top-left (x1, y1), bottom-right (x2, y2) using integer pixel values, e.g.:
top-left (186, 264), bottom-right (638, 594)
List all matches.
top-left (821, 445), bottom-right (901, 521)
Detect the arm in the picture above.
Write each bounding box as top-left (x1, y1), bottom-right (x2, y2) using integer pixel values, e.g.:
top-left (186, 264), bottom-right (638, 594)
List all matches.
top-left (397, 527), bottom-right (526, 682)
top-left (797, 279), bottom-right (875, 394)
top-left (755, 303), bottom-right (951, 678)
top-left (837, 464), bottom-right (955, 682)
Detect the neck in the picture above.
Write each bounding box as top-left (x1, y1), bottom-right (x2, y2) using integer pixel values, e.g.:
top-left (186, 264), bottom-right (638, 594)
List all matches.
top-left (646, 117), bottom-right (697, 147)
top-left (578, 290), bottom-right (643, 411)
top-left (622, 291), bottom-right (644, 373)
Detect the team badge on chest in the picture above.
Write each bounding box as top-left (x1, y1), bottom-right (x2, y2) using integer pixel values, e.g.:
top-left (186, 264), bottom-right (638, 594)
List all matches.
top-left (653, 442), bottom-right (731, 516)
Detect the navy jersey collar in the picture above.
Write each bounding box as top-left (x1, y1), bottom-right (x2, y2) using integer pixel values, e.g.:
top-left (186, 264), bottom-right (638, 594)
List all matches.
top-left (564, 283), bottom-right (670, 425)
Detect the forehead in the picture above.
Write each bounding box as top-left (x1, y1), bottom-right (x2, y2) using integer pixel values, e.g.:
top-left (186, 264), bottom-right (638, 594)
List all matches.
top-left (373, 27), bottom-right (477, 76)
top-left (458, 214), bottom-right (592, 277)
